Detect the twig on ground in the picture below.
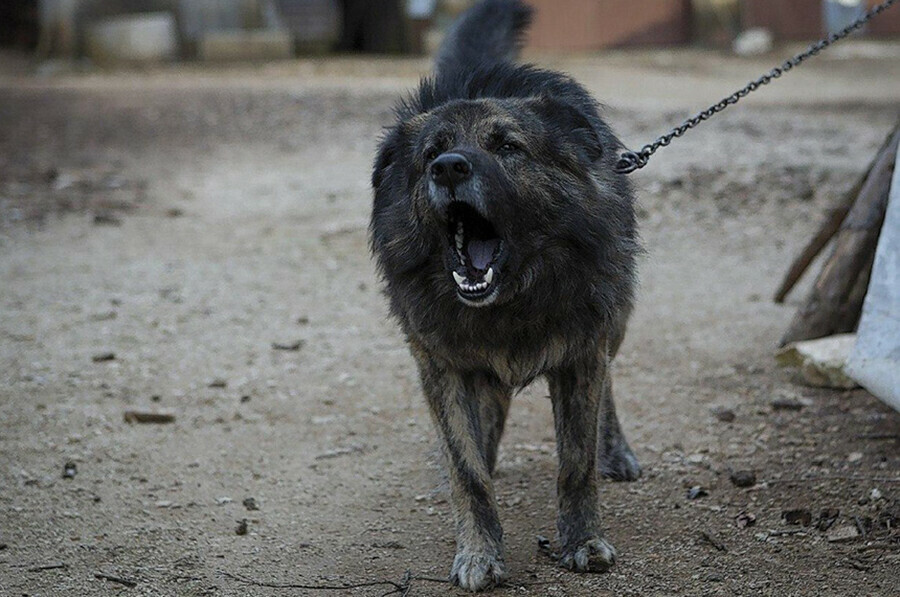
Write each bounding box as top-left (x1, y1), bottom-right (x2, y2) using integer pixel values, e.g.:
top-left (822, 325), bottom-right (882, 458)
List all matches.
top-left (94, 573), bottom-right (138, 588)
top-left (220, 568), bottom-right (552, 594)
top-left (765, 475), bottom-right (900, 485)
top-left (27, 563), bottom-right (68, 573)
top-left (699, 530), bottom-right (728, 552)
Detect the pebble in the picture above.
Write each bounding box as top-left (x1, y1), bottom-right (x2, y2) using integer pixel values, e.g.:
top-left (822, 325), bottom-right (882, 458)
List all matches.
top-left (847, 452), bottom-right (863, 463)
top-left (730, 470), bottom-right (757, 488)
top-left (827, 525), bottom-right (860, 543)
top-left (91, 352), bottom-right (116, 363)
top-left (235, 519), bottom-right (248, 535)
top-left (63, 461), bottom-right (77, 479)
top-left (686, 486), bottom-right (709, 500)
top-left (711, 406), bottom-right (736, 423)
top-left (782, 508), bottom-right (812, 526)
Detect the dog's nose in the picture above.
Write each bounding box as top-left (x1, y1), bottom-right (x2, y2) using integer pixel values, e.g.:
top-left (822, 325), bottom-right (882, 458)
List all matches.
top-left (430, 153), bottom-right (472, 188)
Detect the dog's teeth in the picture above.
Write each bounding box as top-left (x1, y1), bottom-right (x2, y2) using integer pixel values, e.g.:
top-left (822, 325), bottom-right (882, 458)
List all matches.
top-left (484, 268), bottom-right (494, 284)
top-left (452, 271), bottom-right (466, 287)
top-left (455, 234), bottom-right (463, 250)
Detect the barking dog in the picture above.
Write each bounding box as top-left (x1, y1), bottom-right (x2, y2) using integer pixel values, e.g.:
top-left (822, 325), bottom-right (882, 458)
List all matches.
top-left (370, 0), bottom-right (641, 590)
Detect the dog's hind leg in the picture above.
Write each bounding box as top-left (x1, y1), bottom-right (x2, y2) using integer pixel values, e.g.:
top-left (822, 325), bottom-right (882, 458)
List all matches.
top-left (414, 350), bottom-right (506, 591)
top-left (547, 357), bottom-right (617, 573)
top-left (597, 376), bottom-right (642, 481)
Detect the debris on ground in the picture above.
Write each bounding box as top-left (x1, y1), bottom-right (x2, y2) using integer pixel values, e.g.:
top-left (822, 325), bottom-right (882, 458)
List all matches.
top-left (770, 391), bottom-right (812, 411)
top-left (92, 212), bottom-right (122, 226)
top-left (91, 352), bottom-right (116, 362)
top-left (208, 378), bottom-right (228, 388)
top-left (123, 410), bottom-right (176, 424)
top-left (242, 497), bottom-right (259, 511)
top-left (272, 340), bottom-right (304, 351)
top-left (776, 335), bottom-right (860, 389)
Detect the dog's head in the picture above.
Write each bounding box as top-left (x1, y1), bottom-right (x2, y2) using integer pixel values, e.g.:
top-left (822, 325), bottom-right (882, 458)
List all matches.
top-left (371, 88), bottom-right (636, 312)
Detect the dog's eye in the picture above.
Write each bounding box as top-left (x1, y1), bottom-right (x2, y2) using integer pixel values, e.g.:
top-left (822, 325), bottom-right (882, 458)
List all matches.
top-left (498, 142), bottom-right (518, 153)
top-left (425, 149), bottom-right (439, 162)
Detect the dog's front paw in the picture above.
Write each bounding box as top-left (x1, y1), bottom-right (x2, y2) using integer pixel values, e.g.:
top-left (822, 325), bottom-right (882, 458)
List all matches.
top-left (450, 552), bottom-right (506, 592)
top-left (559, 537), bottom-right (617, 572)
top-left (599, 441), bottom-right (641, 482)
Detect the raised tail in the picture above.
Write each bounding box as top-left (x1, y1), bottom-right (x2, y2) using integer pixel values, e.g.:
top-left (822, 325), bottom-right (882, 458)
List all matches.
top-left (434, 0), bottom-right (533, 78)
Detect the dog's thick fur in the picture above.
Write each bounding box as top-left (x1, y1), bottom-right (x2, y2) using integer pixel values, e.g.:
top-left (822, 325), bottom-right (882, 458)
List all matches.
top-left (370, 0), bottom-right (641, 590)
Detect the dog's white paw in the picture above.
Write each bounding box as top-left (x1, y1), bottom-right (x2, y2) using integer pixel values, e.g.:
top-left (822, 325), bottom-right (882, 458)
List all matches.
top-left (559, 537), bottom-right (616, 572)
top-left (450, 552), bottom-right (506, 592)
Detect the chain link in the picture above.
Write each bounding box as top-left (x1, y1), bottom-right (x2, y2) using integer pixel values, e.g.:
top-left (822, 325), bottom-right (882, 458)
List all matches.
top-left (615, 0), bottom-right (899, 174)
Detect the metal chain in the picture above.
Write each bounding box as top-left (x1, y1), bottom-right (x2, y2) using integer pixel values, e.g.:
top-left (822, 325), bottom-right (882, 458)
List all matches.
top-left (615, 0), bottom-right (899, 174)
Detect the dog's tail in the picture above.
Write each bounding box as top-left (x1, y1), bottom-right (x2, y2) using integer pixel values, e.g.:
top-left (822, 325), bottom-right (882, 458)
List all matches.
top-left (434, 0), bottom-right (533, 78)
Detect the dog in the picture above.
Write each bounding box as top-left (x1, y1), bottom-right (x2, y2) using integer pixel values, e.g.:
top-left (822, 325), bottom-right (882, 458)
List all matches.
top-left (369, 0), bottom-right (641, 590)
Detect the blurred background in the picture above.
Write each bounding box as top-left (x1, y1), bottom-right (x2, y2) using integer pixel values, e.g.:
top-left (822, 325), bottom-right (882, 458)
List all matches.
top-left (2, 0), bottom-right (900, 62)
top-left (1, 2), bottom-right (899, 596)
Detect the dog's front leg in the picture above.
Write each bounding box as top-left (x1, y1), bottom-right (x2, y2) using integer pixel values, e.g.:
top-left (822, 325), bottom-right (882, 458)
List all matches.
top-left (547, 353), bottom-right (617, 573)
top-left (415, 353), bottom-right (506, 591)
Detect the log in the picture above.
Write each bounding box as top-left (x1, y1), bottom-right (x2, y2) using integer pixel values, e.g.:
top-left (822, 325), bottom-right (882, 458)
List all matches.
top-left (779, 125), bottom-right (900, 347)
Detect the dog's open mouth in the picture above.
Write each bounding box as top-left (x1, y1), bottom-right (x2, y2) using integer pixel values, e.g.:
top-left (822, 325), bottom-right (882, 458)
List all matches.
top-left (447, 201), bottom-right (504, 304)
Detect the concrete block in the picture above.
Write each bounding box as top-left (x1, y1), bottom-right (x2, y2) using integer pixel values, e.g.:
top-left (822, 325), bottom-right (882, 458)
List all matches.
top-left (847, 143), bottom-right (900, 412)
top-left (198, 30), bottom-right (294, 61)
top-left (85, 12), bottom-right (179, 63)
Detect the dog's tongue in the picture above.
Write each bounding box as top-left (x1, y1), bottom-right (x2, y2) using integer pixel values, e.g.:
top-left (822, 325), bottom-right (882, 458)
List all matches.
top-left (467, 238), bottom-right (499, 271)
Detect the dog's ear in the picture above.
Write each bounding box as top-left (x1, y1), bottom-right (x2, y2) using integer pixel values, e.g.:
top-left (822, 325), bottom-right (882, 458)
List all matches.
top-left (373, 128), bottom-right (403, 190)
top-left (531, 96), bottom-right (603, 162)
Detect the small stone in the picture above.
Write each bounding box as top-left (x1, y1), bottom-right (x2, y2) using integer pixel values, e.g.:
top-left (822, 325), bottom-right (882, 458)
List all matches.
top-left (208, 378), bottom-right (227, 389)
top-left (235, 519), bottom-right (248, 536)
top-left (782, 508), bottom-right (812, 526)
top-left (870, 488), bottom-right (882, 500)
top-left (687, 486), bottom-right (709, 500)
top-left (848, 452), bottom-right (863, 463)
top-left (730, 470), bottom-right (757, 488)
top-left (92, 352), bottom-right (116, 363)
top-left (735, 511), bottom-right (757, 528)
top-left (216, 497), bottom-right (233, 505)
top-left (827, 525), bottom-right (860, 543)
top-left (711, 406), bottom-right (736, 423)
top-left (63, 461), bottom-right (77, 479)
top-left (240, 395), bottom-right (251, 403)
top-left (242, 497), bottom-right (259, 511)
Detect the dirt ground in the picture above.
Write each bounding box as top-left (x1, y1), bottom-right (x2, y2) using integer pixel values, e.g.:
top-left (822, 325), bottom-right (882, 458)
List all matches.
top-left (1, 45), bottom-right (899, 596)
